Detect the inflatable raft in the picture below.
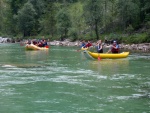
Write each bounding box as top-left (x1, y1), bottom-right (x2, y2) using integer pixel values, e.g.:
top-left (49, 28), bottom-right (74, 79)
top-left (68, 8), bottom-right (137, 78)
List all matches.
top-left (81, 46), bottom-right (94, 51)
top-left (81, 47), bottom-right (88, 50)
top-left (25, 44), bottom-right (49, 50)
top-left (83, 50), bottom-right (129, 59)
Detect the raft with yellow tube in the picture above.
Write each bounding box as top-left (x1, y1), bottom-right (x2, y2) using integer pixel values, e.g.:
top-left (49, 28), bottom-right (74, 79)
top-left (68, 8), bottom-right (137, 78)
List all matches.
top-left (25, 44), bottom-right (49, 50)
top-left (83, 50), bottom-right (129, 59)
top-left (81, 47), bottom-right (88, 50)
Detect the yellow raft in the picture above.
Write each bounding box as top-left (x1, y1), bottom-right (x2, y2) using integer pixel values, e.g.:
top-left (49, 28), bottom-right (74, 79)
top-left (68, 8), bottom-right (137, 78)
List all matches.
top-left (25, 44), bottom-right (49, 50)
top-left (83, 50), bottom-right (129, 59)
top-left (81, 47), bottom-right (88, 50)
top-left (81, 46), bottom-right (94, 51)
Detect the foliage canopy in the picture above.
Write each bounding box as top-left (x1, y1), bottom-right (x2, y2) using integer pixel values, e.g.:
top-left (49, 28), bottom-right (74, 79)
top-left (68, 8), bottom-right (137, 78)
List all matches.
top-left (0, 0), bottom-right (149, 43)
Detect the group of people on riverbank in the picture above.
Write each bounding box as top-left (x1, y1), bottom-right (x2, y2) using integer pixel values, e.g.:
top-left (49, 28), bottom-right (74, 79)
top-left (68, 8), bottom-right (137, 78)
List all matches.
top-left (81, 40), bottom-right (119, 53)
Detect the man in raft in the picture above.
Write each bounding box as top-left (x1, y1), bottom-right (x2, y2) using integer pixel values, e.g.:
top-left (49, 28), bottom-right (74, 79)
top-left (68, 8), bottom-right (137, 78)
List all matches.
top-left (85, 40), bottom-right (92, 48)
top-left (80, 40), bottom-right (86, 48)
top-left (107, 40), bottom-right (119, 53)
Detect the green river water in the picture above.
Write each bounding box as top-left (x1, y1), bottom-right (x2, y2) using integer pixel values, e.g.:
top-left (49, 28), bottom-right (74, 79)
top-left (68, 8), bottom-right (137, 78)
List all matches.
top-left (0, 43), bottom-right (149, 113)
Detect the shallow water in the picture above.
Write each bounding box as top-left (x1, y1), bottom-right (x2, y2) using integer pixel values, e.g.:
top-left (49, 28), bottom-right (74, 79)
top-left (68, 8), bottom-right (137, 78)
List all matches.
top-left (0, 44), bottom-right (149, 113)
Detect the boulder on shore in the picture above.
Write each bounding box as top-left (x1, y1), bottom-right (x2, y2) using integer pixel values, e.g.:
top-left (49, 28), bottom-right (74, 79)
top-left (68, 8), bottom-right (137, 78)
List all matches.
top-left (0, 37), bottom-right (12, 43)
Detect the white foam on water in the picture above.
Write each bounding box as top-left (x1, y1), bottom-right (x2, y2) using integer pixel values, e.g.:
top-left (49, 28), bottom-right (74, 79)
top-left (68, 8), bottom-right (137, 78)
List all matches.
top-left (34, 99), bottom-right (60, 104)
top-left (108, 93), bottom-right (148, 101)
top-left (116, 96), bottom-right (131, 100)
top-left (132, 94), bottom-right (146, 98)
top-left (128, 54), bottom-right (150, 60)
top-left (2, 65), bottom-right (16, 68)
top-left (110, 74), bottom-right (135, 80)
top-left (0, 87), bottom-right (22, 96)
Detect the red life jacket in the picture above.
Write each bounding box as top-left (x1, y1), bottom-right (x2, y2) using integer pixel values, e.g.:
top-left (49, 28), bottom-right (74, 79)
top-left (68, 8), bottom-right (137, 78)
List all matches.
top-left (111, 45), bottom-right (119, 53)
top-left (86, 43), bottom-right (92, 47)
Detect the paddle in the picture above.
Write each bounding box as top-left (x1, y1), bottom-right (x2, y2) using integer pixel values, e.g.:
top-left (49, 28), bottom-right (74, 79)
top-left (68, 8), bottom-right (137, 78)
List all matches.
top-left (45, 45), bottom-right (49, 48)
top-left (98, 53), bottom-right (101, 61)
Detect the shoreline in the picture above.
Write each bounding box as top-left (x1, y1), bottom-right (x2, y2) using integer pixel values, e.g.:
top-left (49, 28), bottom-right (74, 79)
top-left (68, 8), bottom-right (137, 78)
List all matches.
top-left (48, 40), bottom-right (150, 52)
top-left (0, 37), bottom-right (150, 52)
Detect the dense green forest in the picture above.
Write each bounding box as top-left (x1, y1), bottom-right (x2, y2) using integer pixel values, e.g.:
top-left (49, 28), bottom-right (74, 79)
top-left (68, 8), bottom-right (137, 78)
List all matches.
top-left (0, 0), bottom-right (150, 43)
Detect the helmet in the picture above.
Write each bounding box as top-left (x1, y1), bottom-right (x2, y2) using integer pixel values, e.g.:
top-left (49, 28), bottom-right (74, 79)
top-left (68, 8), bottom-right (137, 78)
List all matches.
top-left (113, 40), bottom-right (117, 43)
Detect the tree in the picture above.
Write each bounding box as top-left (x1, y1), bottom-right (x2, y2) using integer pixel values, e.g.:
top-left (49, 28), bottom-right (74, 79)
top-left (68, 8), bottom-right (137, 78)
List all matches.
top-left (9, 0), bottom-right (27, 15)
top-left (117, 0), bottom-right (140, 29)
top-left (29, 0), bottom-right (45, 34)
top-left (141, 0), bottom-right (150, 22)
top-left (17, 2), bottom-right (37, 37)
top-left (0, 0), bottom-right (7, 33)
top-left (56, 8), bottom-right (71, 40)
top-left (68, 2), bottom-right (85, 40)
top-left (40, 2), bottom-right (57, 37)
top-left (84, 0), bottom-right (103, 40)
top-left (6, 0), bottom-right (27, 35)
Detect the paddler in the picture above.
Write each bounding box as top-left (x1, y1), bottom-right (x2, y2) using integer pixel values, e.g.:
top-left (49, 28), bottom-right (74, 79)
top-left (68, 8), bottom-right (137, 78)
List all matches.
top-left (107, 40), bottom-right (119, 53)
top-left (97, 40), bottom-right (103, 53)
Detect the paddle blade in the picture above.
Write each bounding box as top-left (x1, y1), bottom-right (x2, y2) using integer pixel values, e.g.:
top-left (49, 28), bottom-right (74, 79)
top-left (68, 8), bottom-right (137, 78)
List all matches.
top-left (45, 45), bottom-right (49, 48)
top-left (98, 55), bottom-right (101, 61)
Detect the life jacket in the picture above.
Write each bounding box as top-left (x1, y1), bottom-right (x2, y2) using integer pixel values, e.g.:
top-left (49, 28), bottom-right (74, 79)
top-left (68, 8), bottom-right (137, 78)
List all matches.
top-left (81, 43), bottom-right (86, 48)
top-left (33, 41), bottom-right (37, 45)
top-left (97, 43), bottom-right (103, 50)
top-left (86, 43), bottom-right (92, 47)
top-left (111, 45), bottom-right (119, 53)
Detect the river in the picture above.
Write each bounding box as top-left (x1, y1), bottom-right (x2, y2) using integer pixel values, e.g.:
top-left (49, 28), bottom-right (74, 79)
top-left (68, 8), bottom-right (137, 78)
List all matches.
top-left (0, 43), bottom-right (149, 113)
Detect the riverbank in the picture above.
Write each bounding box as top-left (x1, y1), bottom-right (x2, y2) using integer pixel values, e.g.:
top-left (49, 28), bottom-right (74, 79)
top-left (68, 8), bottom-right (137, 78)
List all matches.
top-left (49, 39), bottom-right (150, 52)
top-left (0, 37), bottom-right (150, 52)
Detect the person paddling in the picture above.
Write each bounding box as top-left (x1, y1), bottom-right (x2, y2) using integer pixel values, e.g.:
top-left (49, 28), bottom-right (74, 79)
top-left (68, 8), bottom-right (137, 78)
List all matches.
top-left (97, 40), bottom-right (103, 53)
top-left (85, 40), bottom-right (92, 48)
top-left (80, 40), bottom-right (86, 48)
top-left (107, 40), bottom-right (119, 53)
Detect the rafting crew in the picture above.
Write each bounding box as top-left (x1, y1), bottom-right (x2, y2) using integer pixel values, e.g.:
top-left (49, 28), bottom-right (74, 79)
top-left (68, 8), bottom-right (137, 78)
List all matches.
top-left (36, 39), bottom-right (48, 47)
top-left (26, 39), bottom-right (49, 48)
top-left (79, 39), bottom-right (120, 54)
